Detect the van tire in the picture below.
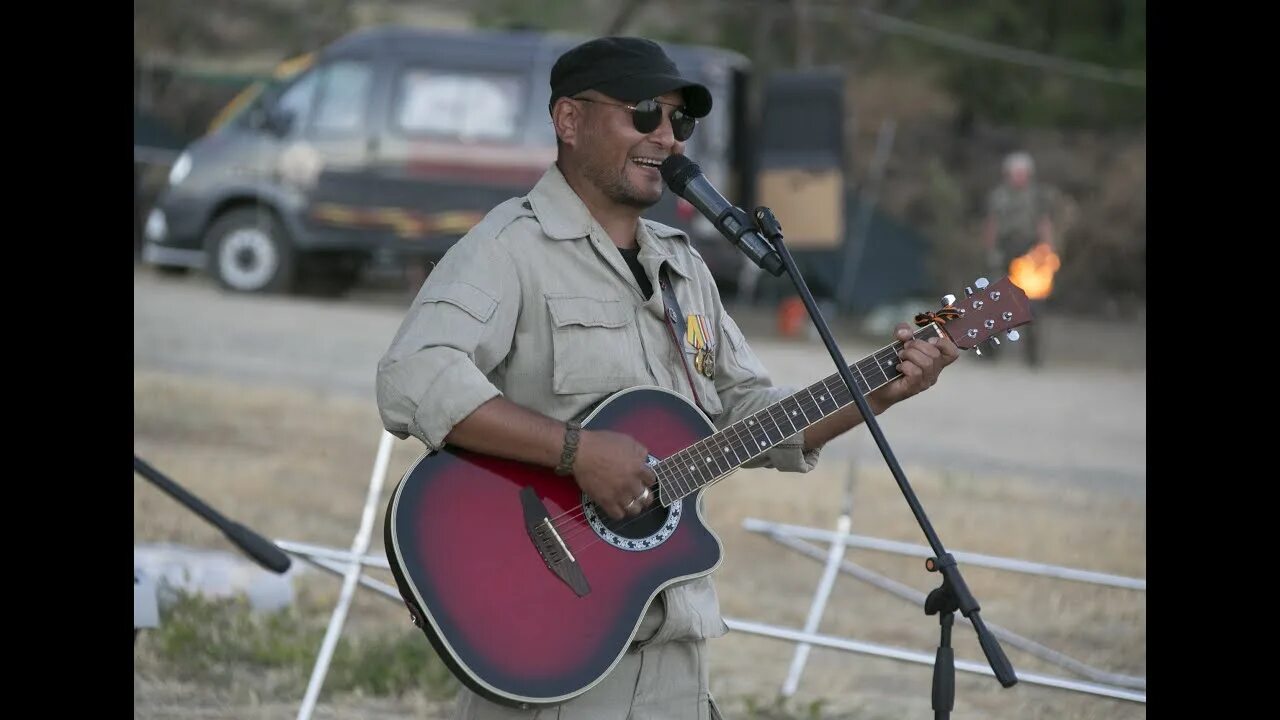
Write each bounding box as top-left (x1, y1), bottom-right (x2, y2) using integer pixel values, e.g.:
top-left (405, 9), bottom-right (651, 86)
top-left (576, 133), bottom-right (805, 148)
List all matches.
top-left (205, 207), bottom-right (296, 294)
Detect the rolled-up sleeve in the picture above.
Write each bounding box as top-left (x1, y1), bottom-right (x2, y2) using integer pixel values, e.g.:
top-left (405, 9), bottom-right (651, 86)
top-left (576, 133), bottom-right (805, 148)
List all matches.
top-left (376, 237), bottom-right (519, 450)
top-left (713, 312), bottom-right (821, 473)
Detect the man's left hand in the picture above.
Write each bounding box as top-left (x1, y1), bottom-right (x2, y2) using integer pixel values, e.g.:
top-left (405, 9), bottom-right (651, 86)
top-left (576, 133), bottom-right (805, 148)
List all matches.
top-left (872, 323), bottom-right (960, 410)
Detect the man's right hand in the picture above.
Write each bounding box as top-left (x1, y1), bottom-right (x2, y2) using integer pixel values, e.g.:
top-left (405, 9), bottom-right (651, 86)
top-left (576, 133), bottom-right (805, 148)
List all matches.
top-left (573, 429), bottom-right (656, 520)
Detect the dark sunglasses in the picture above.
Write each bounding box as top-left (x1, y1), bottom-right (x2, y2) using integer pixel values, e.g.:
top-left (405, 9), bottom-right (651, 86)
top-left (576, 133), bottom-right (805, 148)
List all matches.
top-left (574, 97), bottom-right (697, 142)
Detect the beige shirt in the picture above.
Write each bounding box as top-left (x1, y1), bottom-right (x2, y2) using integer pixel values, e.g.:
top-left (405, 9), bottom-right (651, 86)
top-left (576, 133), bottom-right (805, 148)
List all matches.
top-left (377, 163), bottom-right (821, 647)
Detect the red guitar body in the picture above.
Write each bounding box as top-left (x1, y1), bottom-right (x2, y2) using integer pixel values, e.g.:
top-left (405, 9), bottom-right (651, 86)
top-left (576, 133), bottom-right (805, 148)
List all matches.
top-left (385, 386), bottom-right (722, 709)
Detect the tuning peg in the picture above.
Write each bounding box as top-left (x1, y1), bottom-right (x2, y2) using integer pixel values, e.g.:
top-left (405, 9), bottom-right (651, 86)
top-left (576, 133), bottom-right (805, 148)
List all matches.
top-left (974, 277), bottom-right (990, 290)
top-left (964, 286), bottom-right (975, 297)
top-left (941, 293), bottom-right (956, 306)
top-left (1006, 330), bottom-right (1020, 342)
top-left (989, 336), bottom-right (1001, 346)
top-left (973, 346), bottom-right (983, 356)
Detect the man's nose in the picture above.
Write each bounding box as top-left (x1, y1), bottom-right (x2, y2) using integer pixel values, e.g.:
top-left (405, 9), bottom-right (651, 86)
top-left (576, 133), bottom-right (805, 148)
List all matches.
top-left (648, 111), bottom-right (678, 150)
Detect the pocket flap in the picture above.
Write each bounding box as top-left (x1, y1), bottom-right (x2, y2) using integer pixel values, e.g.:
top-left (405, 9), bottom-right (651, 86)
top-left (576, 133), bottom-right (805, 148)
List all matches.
top-left (546, 295), bottom-right (631, 329)
top-left (421, 282), bottom-right (498, 323)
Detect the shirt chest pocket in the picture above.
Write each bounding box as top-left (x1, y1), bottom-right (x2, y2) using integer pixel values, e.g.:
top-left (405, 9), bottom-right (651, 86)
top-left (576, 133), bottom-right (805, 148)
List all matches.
top-left (545, 295), bottom-right (647, 396)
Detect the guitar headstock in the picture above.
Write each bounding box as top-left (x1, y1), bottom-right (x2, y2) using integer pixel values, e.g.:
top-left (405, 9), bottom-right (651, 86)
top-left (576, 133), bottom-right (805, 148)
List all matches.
top-left (919, 276), bottom-right (1033, 352)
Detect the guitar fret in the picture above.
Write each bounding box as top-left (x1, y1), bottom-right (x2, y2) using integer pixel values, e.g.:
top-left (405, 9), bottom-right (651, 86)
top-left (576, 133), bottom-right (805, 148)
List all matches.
top-left (828, 379), bottom-right (845, 407)
top-left (657, 466), bottom-right (683, 501)
top-left (854, 354), bottom-right (879, 389)
top-left (743, 418), bottom-right (766, 457)
top-left (673, 467), bottom-right (693, 499)
top-left (780, 396), bottom-right (805, 433)
top-left (875, 349), bottom-right (894, 382)
top-left (763, 409), bottom-right (786, 443)
top-left (737, 421), bottom-right (759, 457)
top-left (718, 432), bottom-right (745, 467)
top-left (757, 409), bottom-right (776, 438)
top-left (852, 363), bottom-right (872, 397)
top-left (755, 412), bottom-right (779, 449)
top-left (670, 445), bottom-right (701, 489)
top-left (695, 436), bottom-right (730, 477)
top-left (799, 392), bottom-right (825, 421)
top-left (667, 455), bottom-right (689, 498)
top-left (682, 447), bottom-right (714, 486)
top-left (771, 403), bottom-right (797, 436)
top-left (787, 394), bottom-right (813, 425)
top-left (868, 351), bottom-right (893, 386)
top-left (662, 458), bottom-right (692, 499)
top-left (809, 385), bottom-right (835, 416)
top-left (831, 372), bottom-right (864, 406)
top-left (827, 376), bottom-right (853, 404)
top-left (745, 413), bottom-right (771, 453)
top-left (730, 422), bottom-right (753, 464)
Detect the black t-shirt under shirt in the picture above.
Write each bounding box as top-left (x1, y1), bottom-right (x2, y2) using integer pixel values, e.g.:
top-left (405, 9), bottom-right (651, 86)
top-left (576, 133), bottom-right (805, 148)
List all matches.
top-left (617, 246), bottom-right (654, 300)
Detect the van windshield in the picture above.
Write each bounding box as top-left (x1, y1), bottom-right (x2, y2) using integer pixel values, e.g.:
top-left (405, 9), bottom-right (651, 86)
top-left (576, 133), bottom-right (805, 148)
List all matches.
top-left (208, 53), bottom-right (315, 134)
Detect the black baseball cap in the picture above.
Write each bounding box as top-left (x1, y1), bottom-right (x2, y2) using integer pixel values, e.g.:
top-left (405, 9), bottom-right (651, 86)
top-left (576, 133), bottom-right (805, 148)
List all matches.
top-left (549, 37), bottom-right (712, 118)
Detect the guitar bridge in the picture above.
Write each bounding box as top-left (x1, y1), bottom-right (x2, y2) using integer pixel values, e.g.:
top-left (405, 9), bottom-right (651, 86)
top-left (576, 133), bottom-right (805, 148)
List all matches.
top-left (519, 487), bottom-right (591, 597)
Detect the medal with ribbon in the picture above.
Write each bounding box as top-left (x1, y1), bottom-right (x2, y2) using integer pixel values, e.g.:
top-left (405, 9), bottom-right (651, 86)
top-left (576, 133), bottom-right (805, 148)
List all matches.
top-left (685, 314), bottom-right (716, 380)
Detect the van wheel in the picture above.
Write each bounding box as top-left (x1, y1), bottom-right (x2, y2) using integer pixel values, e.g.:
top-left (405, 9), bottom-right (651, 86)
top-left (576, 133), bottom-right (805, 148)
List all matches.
top-left (206, 207), bottom-right (296, 293)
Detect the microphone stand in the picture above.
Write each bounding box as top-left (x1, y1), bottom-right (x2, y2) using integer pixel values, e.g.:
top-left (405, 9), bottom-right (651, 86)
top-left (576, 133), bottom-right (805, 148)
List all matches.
top-left (749, 207), bottom-right (1017, 718)
top-left (134, 455), bottom-right (292, 574)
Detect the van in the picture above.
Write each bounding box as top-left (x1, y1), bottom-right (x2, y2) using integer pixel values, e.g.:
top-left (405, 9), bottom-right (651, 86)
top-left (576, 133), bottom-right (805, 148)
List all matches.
top-left (141, 25), bottom-right (768, 295)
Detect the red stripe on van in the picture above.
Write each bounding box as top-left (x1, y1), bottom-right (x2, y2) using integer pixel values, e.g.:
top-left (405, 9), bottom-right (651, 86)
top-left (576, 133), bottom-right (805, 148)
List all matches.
top-left (401, 140), bottom-right (556, 188)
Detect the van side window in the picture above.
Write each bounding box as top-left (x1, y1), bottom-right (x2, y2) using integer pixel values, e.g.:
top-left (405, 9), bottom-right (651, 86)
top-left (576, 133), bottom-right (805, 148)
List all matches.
top-left (312, 60), bottom-right (375, 134)
top-left (393, 69), bottom-right (523, 142)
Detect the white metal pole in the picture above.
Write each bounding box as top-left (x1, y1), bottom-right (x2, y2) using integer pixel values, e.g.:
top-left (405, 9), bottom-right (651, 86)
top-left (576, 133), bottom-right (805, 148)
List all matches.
top-left (781, 514), bottom-right (850, 697)
top-left (781, 462), bottom-right (858, 697)
top-left (296, 431), bottom-right (395, 720)
top-left (723, 618), bottom-right (1146, 704)
top-left (298, 554), bottom-right (402, 600)
top-left (742, 518), bottom-right (1146, 590)
top-left (275, 539), bottom-right (391, 569)
top-left (763, 529), bottom-right (1146, 690)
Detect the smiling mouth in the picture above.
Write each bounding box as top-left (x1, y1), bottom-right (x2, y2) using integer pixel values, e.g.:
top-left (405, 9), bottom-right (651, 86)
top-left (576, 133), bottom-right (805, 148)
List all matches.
top-left (630, 156), bottom-right (664, 170)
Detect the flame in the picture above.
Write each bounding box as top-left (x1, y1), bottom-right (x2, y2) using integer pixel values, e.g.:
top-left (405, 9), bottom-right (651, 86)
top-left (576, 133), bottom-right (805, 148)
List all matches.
top-left (1008, 242), bottom-right (1061, 300)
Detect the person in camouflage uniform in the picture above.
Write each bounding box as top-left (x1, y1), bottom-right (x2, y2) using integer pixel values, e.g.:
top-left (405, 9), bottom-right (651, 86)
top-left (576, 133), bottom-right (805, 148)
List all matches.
top-left (982, 152), bottom-right (1061, 368)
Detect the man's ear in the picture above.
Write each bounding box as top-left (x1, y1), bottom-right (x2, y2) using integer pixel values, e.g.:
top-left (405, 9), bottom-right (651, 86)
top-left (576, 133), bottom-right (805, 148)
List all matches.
top-left (552, 97), bottom-right (580, 148)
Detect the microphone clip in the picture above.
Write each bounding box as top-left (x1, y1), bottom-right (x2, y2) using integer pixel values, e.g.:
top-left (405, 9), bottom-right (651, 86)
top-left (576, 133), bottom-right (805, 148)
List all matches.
top-left (752, 206), bottom-right (783, 242)
top-left (718, 206), bottom-right (784, 276)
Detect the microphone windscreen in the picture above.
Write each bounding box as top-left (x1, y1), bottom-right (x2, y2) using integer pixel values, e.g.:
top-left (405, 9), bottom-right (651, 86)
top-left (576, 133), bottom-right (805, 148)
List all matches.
top-left (660, 155), bottom-right (700, 196)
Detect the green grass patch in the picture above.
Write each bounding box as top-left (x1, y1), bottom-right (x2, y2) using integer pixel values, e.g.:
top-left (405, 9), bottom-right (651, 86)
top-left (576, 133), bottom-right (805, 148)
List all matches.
top-left (143, 590), bottom-right (457, 700)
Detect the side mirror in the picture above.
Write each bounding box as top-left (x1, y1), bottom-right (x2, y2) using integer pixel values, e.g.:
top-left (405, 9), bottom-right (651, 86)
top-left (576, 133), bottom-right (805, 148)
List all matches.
top-left (264, 108), bottom-right (295, 136)
top-left (248, 101), bottom-right (293, 137)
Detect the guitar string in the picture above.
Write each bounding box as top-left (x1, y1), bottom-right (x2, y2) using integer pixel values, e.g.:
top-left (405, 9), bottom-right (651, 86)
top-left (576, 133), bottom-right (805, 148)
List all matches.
top-left (527, 312), bottom-right (1015, 556)
top-left (558, 319), bottom-right (1017, 555)
top-left (542, 330), bottom-right (931, 541)
top-left (549, 321), bottom-right (1017, 558)
top-left (544, 329), bottom-right (943, 550)
top-left (551, 383), bottom-right (840, 549)
top-left (550, 334), bottom-right (932, 552)
top-left (549, 349), bottom-right (891, 548)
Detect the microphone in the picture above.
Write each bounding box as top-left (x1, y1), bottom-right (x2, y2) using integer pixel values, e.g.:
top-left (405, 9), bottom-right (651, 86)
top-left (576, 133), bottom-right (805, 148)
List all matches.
top-left (660, 155), bottom-right (784, 276)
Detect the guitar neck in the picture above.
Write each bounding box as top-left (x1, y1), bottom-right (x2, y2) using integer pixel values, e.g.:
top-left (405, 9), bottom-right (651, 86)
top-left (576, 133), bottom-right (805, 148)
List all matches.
top-left (657, 323), bottom-right (943, 502)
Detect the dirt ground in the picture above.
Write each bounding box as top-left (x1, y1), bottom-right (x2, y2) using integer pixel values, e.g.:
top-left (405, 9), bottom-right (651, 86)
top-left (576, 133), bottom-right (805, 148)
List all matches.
top-left (134, 270), bottom-right (1145, 719)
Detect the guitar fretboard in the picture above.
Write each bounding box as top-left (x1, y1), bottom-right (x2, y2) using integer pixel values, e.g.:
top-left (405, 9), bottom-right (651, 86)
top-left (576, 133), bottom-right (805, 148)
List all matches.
top-left (656, 323), bottom-right (942, 502)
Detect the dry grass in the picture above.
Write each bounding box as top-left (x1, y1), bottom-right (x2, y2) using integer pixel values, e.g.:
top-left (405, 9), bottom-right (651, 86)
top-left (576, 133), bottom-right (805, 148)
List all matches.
top-left (134, 369), bottom-right (1144, 719)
